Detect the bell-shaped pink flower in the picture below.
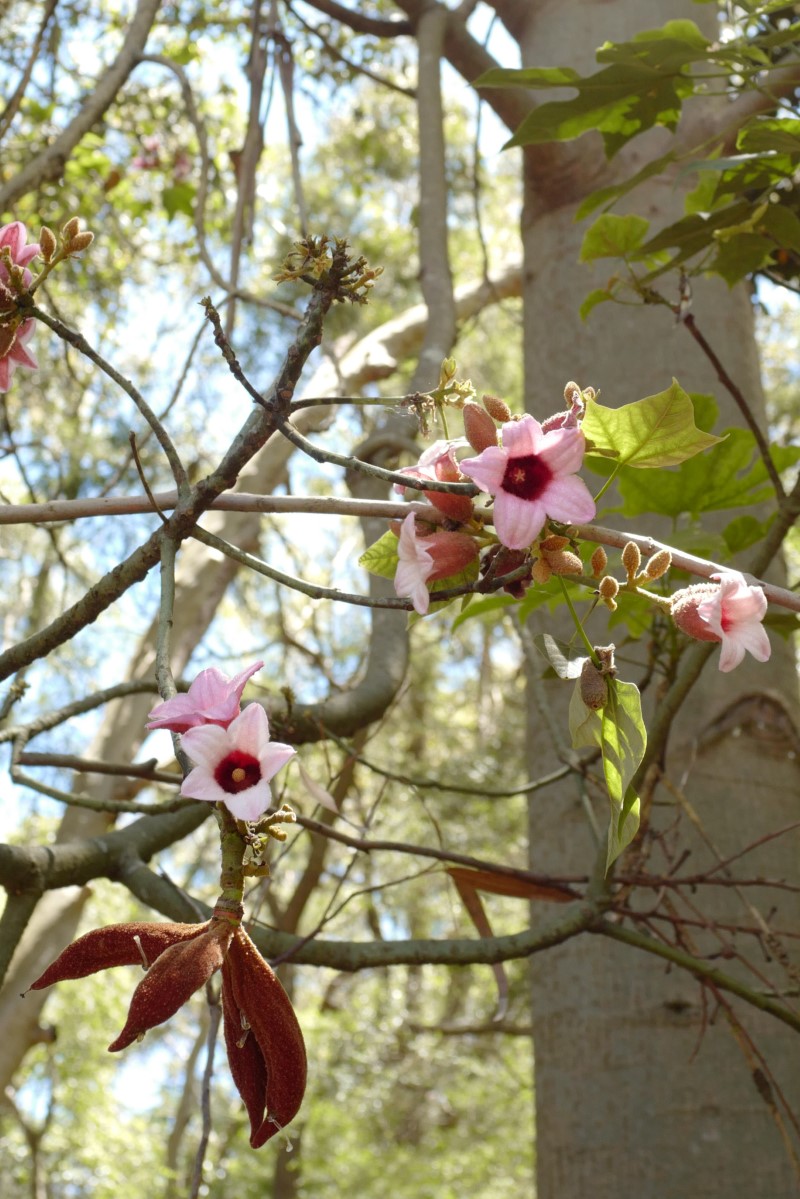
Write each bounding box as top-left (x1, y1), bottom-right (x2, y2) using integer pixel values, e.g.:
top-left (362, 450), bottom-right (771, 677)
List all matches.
top-left (460, 415), bottom-right (596, 550)
top-left (0, 222), bottom-right (40, 393)
top-left (0, 221), bottom-right (41, 279)
top-left (393, 512), bottom-right (478, 615)
top-left (671, 570), bottom-right (771, 672)
top-left (396, 439), bottom-right (474, 523)
top-left (147, 661), bottom-right (264, 732)
top-left (180, 703), bottom-right (296, 821)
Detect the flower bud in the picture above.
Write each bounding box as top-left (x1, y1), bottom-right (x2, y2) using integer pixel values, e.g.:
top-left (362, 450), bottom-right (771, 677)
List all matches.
top-left (598, 575), bottom-right (619, 611)
top-left (482, 393), bottom-right (512, 423)
top-left (590, 546), bottom-right (607, 578)
top-left (580, 658), bottom-right (608, 710)
top-left (68, 231), bottom-right (94, 254)
top-left (540, 534), bottom-right (570, 552)
top-left (621, 541), bottom-right (641, 578)
top-left (564, 381), bottom-right (581, 405)
top-left (670, 584), bottom-right (721, 643)
top-left (542, 549), bottom-right (582, 576)
top-left (39, 226), bottom-right (57, 263)
top-left (463, 399), bottom-right (498, 453)
top-left (531, 557), bottom-right (552, 584)
top-left (61, 216), bottom-right (81, 241)
top-left (644, 549), bottom-right (672, 580)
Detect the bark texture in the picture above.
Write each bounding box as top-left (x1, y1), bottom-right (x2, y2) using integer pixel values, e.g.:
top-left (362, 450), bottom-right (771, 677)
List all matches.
top-left (512, 3), bottom-right (800, 1197)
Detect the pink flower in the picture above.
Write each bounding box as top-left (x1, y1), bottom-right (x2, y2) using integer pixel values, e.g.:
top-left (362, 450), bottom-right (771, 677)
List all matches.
top-left (180, 703), bottom-right (296, 821)
top-left (0, 221), bottom-right (41, 280)
top-left (671, 571), bottom-right (770, 672)
top-left (147, 661), bottom-right (264, 732)
top-left (396, 439), bottom-right (474, 524)
top-left (460, 415), bottom-right (596, 550)
top-left (393, 512), bottom-right (478, 615)
top-left (0, 321), bottom-right (38, 392)
top-left (0, 222), bottom-right (41, 393)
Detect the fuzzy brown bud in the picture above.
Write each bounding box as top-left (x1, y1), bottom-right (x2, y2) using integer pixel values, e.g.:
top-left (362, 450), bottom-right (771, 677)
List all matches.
top-left (598, 575), bottom-right (619, 611)
top-left (481, 393), bottom-right (512, 423)
top-left (644, 548), bottom-right (672, 580)
top-left (61, 216), bottom-right (81, 242)
top-left (540, 534), bottom-right (570, 552)
top-left (590, 546), bottom-right (608, 578)
top-left (67, 230), bottom-right (94, 254)
top-left (543, 549), bottom-right (582, 576)
top-left (463, 399), bottom-right (498, 453)
top-left (531, 556), bottom-right (552, 584)
top-left (621, 541), bottom-right (642, 578)
top-left (39, 226), bottom-right (57, 263)
top-left (580, 658), bottom-right (608, 710)
top-left (564, 381), bottom-right (581, 405)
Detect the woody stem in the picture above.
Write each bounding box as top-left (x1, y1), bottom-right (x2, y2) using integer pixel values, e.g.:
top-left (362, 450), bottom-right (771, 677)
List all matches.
top-left (214, 803), bottom-right (247, 921)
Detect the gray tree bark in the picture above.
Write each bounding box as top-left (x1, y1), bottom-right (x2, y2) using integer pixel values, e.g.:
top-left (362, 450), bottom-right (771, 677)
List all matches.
top-left (507, 3), bottom-right (800, 1196)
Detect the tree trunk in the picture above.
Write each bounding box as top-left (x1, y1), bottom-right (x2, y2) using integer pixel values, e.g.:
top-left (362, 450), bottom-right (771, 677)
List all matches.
top-left (512, 3), bottom-right (800, 1196)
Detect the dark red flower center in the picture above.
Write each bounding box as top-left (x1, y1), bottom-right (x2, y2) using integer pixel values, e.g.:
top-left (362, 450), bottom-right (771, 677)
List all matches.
top-left (501, 453), bottom-right (552, 500)
top-left (215, 751), bottom-right (261, 793)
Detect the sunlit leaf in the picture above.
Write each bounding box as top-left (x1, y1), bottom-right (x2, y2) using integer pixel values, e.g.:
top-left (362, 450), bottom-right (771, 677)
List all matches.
top-left (582, 379), bottom-right (724, 468)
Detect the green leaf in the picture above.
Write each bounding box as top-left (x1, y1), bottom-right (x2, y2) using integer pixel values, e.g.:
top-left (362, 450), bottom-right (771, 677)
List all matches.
top-left (737, 117), bottom-right (800, 156)
top-left (582, 379), bottom-right (725, 468)
top-left (579, 287), bottom-right (616, 321)
top-left (712, 232), bottom-right (775, 287)
top-left (162, 183), bottom-right (196, 220)
top-left (607, 790), bottom-right (641, 872)
top-left (580, 214), bottom-right (650, 261)
top-left (568, 682), bottom-right (602, 748)
top-left (451, 593), bottom-right (517, 631)
top-left (576, 151), bottom-right (676, 220)
top-left (568, 676), bottom-right (646, 870)
top-left (615, 431), bottom-right (800, 519)
top-left (601, 680), bottom-right (646, 870)
top-left (722, 514), bottom-right (770, 555)
top-left (532, 634), bottom-right (586, 680)
top-left (358, 529), bottom-right (399, 581)
top-left (476, 66), bottom-right (581, 90)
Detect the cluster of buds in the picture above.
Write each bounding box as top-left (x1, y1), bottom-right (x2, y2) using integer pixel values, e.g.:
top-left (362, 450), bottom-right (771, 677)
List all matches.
top-left (273, 236), bottom-right (382, 304)
top-left (531, 533), bottom-right (583, 585)
top-left (38, 216), bottom-right (94, 266)
top-left (0, 216), bottom-right (93, 392)
top-left (591, 541), bottom-right (672, 612)
top-left (28, 913), bottom-right (306, 1148)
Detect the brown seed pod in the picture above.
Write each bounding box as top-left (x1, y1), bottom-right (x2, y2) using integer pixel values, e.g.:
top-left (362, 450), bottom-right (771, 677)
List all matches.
top-left (580, 658), bottom-right (608, 710)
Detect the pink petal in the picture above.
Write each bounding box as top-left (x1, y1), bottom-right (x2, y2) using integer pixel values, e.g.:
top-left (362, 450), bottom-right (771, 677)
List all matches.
top-left (493, 491), bottom-right (546, 549)
top-left (538, 426), bottom-right (586, 476)
top-left (187, 667), bottom-right (233, 708)
top-left (501, 415), bottom-right (543, 458)
top-left (0, 222), bottom-right (26, 259)
top-left (258, 742), bottom-right (297, 783)
top-left (180, 766), bottom-right (228, 803)
top-left (539, 474), bottom-right (596, 525)
top-left (459, 445), bottom-right (509, 495)
top-left (228, 703), bottom-right (271, 756)
top-left (180, 723), bottom-right (231, 769)
top-left (223, 782), bottom-right (273, 822)
top-left (717, 636), bottom-right (747, 673)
